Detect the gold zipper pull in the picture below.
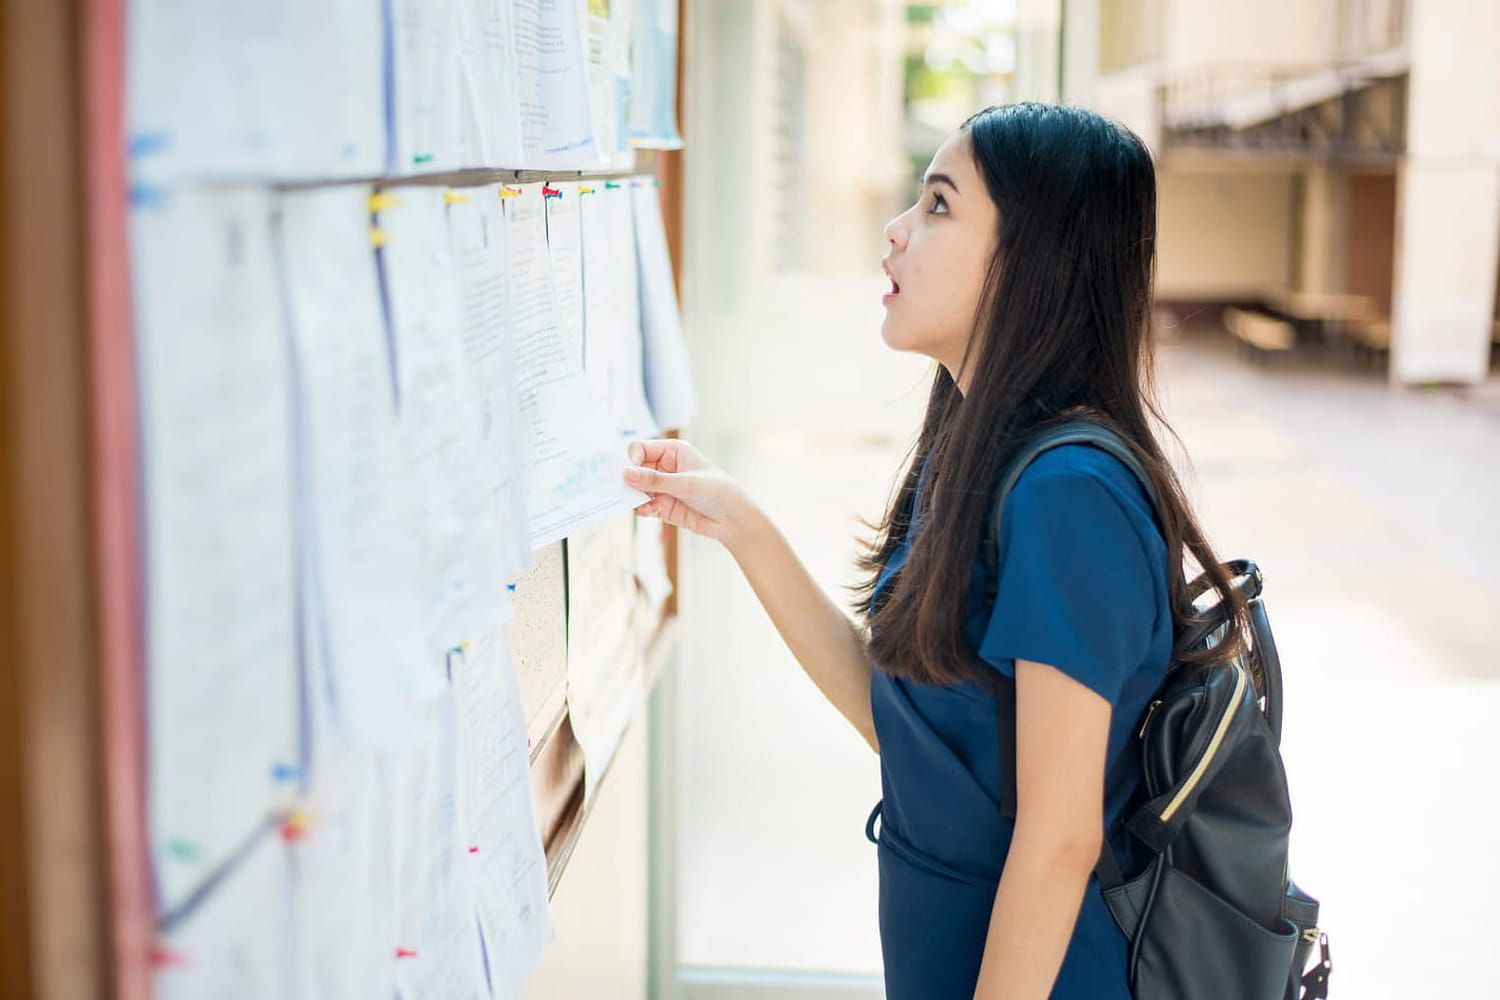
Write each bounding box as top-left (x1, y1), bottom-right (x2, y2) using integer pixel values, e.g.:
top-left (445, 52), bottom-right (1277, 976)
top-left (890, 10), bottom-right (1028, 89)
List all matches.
top-left (1137, 699), bottom-right (1163, 739)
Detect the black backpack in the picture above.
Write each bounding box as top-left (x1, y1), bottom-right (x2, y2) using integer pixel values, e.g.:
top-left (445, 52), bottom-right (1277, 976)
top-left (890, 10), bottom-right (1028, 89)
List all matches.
top-left (982, 421), bottom-right (1332, 1000)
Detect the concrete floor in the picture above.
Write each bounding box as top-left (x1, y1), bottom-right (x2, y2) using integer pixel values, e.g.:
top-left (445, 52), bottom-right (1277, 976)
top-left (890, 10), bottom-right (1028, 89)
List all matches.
top-left (674, 279), bottom-right (1500, 997)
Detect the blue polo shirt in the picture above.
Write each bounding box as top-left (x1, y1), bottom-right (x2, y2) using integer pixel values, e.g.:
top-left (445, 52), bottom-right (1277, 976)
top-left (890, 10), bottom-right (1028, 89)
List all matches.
top-left (867, 443), bottom-right (1172, 999)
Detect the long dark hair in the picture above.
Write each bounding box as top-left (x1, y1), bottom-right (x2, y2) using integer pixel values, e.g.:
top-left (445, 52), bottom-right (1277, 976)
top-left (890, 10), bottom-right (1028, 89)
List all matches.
top-left (852, 103), bottom-right (1248, 686)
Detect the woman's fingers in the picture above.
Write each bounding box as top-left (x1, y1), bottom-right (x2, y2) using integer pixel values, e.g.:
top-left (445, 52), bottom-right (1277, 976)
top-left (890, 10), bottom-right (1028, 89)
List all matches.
top-left (627, 438), bottom-right (684, 473)
top-left (623, 464), bottom-right (689, 497)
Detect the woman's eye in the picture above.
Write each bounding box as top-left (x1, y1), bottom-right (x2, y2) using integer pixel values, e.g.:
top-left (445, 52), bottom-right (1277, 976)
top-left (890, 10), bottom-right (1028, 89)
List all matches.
top-left (927, 193), bottom-right (948, 215)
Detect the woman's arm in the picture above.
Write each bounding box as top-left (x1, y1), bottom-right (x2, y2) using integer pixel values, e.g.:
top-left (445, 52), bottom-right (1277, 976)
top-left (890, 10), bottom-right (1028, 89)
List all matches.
top-left (725, 507), bottom-right (879, 752)
top-left (972, 658), bottom-right (1112, 1000)
top-left (626, 440), bottom-right (879, 752)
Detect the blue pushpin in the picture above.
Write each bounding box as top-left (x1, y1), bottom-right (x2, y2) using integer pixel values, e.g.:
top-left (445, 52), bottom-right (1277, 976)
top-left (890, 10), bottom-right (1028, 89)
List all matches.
top-left (270, 762), bottom-right (303, 783)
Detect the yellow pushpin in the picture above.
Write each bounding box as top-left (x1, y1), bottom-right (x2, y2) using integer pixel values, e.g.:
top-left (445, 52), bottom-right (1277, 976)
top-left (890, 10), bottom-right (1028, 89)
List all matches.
top-left (369, 228), bottom-right (389, 248)
top-left (498, 186), bottom-right (522, 199)
top-left (367, 192), bottom-right (402, 212)
top-left (578, 185), bottom-right (596, 195)
top-left (443, 190), bottom-right (472, 205)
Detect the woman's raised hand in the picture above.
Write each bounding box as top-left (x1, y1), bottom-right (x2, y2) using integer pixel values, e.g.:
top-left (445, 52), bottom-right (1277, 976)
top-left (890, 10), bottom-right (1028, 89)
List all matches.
top-left (624, 439), bottom-right (755, 546)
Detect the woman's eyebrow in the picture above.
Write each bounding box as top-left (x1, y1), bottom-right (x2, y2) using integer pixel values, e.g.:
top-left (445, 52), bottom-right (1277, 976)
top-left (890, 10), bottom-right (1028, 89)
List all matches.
top-left (922, 172), bottom-right (960, 194)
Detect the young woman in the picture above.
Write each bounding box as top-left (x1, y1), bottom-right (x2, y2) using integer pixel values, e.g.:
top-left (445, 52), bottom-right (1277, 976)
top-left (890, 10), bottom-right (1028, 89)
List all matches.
top-left (622, 103), bottom-right (1249, 1000)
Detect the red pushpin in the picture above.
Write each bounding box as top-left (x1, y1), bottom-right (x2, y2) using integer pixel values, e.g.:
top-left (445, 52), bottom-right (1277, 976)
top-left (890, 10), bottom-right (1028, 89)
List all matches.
top-left (468, 845), bottom-right (480, 854)
top-left (149, 945), bottom-right (190, 968)
top-left (542, 184), bottom-right (562, 198)
top-left (395, 947), bottom-right (420, 960)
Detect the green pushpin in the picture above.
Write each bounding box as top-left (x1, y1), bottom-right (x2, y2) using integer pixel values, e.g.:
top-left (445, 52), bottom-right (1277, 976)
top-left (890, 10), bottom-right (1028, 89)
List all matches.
top-left (164, 837), bottom-right (201, 862)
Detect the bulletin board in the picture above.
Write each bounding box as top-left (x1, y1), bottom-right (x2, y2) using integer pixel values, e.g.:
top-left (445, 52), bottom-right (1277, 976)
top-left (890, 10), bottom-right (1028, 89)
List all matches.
top-left (70, 1), bottom-right (693, 998)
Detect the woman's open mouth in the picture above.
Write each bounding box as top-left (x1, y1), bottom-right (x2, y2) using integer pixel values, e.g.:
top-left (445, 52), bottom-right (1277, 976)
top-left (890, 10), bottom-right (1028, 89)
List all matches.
top-left (882, 263), bottom-right (900, 305)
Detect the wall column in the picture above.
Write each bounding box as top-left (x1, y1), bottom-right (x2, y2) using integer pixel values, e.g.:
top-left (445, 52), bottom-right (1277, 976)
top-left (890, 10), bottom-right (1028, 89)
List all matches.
top-left (1390, 0), bottom-right (1500, 385)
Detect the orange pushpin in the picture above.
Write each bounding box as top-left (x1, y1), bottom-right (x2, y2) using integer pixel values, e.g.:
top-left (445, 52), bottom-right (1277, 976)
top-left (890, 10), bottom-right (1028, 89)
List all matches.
top-left (279, 808), bottom-right (314, 843)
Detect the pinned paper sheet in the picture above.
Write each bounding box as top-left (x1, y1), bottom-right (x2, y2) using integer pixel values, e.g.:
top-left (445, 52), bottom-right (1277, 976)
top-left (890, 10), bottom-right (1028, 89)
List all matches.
top-left (277, 185), bottom-right (433, 745)
top-left (452, 629), bottom-right (554, 999)
top-left (155, 832), bottom-right (292, 1000)
top-left (126, 0), bottom-right (385, 182)
top-left (628, 0), bottom-right (685, 149)
top-left (632, 179), bottom-right (696, 429)
top-left (447, 184), bottom-right (535, 580)
top-left (378, 186), bottom-right (514, 651)
top-left (132, 187), bottom-right (300, 916)
top-left (388, 692), bottom-right (490, 1000)
top-left (501, 183), bottom-right (647, 548)
top-left (580, 0), bottom-right (638, 170)
top-left (391, 0), bottom-right (464, 172)
top-left (566, 518), bottom-right (648, 802)
top-left (579, 181), bottom-right (659, 438)
top-left (456, 0), bottom-right (526, 167)
top-left (513, 0), bottom-right (599, 168)
top-left (286, 721), bottom-right (396, 1000)
top-left (543, 179), bottom-right (588, 377)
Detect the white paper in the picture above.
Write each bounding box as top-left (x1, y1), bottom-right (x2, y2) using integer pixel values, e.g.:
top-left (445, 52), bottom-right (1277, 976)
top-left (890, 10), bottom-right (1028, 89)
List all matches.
top-left (457, 0), bottom-right (527, 167)
top-left (379, 187), bottom-right (513, 650)
top-left (580, 184), bottom-right (659, 437)
top-left (447, 185), bottom-right (535, 580)
top-left (631, 180), bottom-right (696, 429)
top-left (132, 188), bottom-right (300, 916)
top-left (156, 832), bottom-right (293, 1000)
top-left (286, 740), bottom-right (396, 1000)
top-left (277, 186), bottom-right (435, 746)
top-left (127, 0), bottom-right (385, 183)
top-left (544, 182), bottom-right (588, 375)
top-left (391, 0), bottom-right (464, 173)
top-left (565, 517), bottom-right (647, 800)
top-left (627, 0), bottom-right (684, 149)
top-left (579, 0), bottom-right (636, 169)
top-left (512, 0), bottom-right (600, 168)
top-left (452, 627), bottom-right (554, 999)
top-left (502, 183), bottom-right (647, 547)
top-left (388, 693), bottom-right (490, 1000)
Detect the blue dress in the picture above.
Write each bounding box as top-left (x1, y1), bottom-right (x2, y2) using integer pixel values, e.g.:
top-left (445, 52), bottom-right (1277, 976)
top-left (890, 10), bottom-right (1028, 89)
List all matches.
top-left (868, 444), bottom-right (1172, 999)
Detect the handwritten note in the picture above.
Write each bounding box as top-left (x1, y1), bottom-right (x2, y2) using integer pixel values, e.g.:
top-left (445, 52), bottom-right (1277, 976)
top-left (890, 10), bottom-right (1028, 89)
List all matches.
top-left (132, 187), bottom-right (300, 916)
top-left (512, 0), bottom-right (599, 168)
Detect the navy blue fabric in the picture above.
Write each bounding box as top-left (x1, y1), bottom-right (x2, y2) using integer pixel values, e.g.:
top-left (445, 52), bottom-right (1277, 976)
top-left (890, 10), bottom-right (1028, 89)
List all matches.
top-left (868, 443), bottom-right (1172, 999)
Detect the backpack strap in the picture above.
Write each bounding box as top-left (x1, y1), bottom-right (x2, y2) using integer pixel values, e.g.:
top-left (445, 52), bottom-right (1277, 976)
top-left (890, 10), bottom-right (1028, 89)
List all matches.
top-left (984, 421), bottom-right (1162, 890)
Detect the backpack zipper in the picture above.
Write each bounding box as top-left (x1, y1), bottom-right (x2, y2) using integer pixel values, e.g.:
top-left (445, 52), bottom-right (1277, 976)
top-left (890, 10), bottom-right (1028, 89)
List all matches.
top-left (1137, 699), bottom-right (1163, 739)
top-left (1159, 663), bottom-right (1247, 822)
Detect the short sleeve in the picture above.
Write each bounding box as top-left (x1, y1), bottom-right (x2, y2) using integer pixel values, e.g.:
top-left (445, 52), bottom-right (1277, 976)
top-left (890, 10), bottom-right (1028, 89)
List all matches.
top-left (977, 468), bottom-right (1157, 705)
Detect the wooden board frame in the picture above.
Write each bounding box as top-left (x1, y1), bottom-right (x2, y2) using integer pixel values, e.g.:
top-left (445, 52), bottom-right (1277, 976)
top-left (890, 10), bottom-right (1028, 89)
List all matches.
top-left (43, 1), bottom-right (690, 995)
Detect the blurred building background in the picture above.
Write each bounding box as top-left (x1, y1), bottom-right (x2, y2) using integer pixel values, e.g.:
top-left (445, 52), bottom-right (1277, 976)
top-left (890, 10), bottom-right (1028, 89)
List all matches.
top-left (534, 2), bottom-right (1499, 998)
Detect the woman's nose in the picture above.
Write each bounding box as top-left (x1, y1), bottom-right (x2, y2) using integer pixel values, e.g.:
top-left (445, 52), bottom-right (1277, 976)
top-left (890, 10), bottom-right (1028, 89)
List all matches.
top-left (883, 211), bottom-right (907, 250)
